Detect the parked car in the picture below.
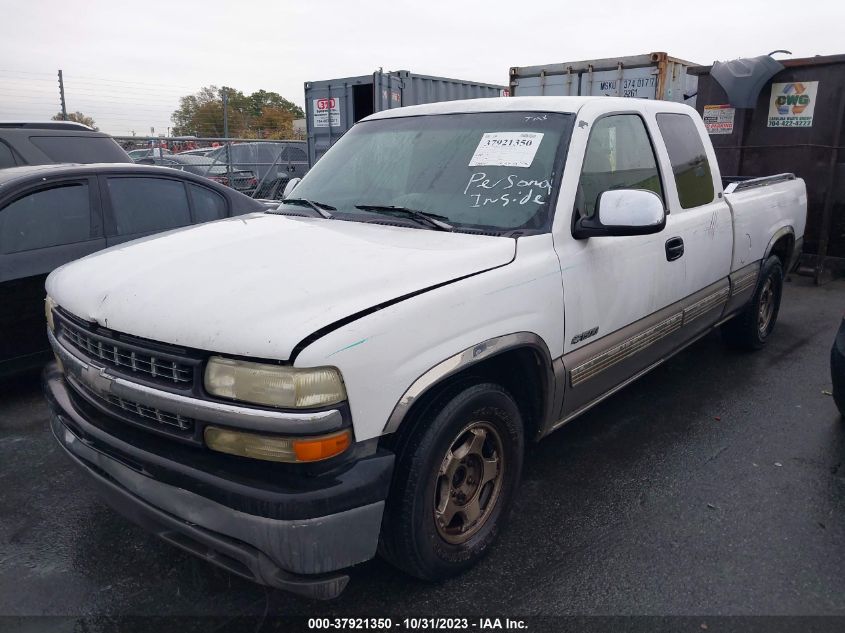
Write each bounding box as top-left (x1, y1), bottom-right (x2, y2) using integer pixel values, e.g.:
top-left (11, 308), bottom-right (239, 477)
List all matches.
top-left (0, 163), bottom-right (265, 377)
top-left (205, 141), bottom-right (308, 198)
top-left (127, 147), bottom-right (171, 161)
top-left (831, 316), bottom-right (845, 416)
top-left (138, 154), bottom-right (258, 193)
top-left (178, 147), bottom-right (216, 157)
top-left (0, 121), bottom-right (132, 168)
top-left (43, 97), bottom-right (806, 599)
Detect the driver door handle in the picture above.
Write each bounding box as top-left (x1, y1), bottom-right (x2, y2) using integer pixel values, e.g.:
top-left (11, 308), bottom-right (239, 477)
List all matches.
top-left (665, 237), bottom-right (684, 261)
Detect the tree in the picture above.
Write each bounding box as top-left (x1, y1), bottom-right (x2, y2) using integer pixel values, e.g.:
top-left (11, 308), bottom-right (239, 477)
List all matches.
top-left (171, 86), bottom-right (303, 138)
top-left (253, 107), bottom-right (295, 139)
top-left (52, 111), bottom-right (97, 130)
top-left (247, 90), bottom-right (303, 118)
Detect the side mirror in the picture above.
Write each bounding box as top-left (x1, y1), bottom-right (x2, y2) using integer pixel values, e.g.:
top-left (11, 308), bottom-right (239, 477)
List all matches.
top-left (573, 189), bottom-right (666, 239)
top-left (282, 177), bottom-right (301, 199)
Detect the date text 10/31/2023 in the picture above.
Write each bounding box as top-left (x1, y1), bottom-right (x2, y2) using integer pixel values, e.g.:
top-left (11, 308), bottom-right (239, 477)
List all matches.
top-left (463, 172), bottom-right (552, 208)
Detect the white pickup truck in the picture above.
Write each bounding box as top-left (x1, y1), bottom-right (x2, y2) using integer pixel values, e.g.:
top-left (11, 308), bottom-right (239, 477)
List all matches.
top-left (43, 96), bottom-right (806, 599)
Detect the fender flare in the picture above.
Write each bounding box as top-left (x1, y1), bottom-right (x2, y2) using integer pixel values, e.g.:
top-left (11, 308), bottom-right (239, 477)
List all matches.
top-left (381, 332), bottom-right (560, 436)
top-left (762, 226), bottom-right (795, 265)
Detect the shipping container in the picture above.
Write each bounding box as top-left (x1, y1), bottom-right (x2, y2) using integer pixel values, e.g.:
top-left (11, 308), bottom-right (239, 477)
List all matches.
top-left (509, 52), bottom-right (698, 104)
top-left (690, 53), bottom-right (845, 281)
top-left (304, 70), bottom-right (507, 166)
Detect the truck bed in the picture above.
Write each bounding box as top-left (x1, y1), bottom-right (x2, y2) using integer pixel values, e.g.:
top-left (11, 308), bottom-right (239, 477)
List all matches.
top-left (723, 174), bottom-right (807, 272)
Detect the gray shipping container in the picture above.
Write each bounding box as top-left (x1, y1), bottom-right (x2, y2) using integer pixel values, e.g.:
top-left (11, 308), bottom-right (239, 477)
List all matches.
top-left (304, 70), bottom-right (506, 165)
top-left (509, 52), bottom-right (699, 104)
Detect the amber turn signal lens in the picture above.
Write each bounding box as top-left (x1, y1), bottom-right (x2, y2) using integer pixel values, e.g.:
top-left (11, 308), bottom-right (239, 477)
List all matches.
top-left (293, 431), bottom-right (351, 462)
top-left (204, 426), bottom-right (351, 463)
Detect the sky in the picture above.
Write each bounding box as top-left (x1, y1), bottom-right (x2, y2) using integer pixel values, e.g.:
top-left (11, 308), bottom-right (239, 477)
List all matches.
top-left (1, 0), bottom-right (843, 136)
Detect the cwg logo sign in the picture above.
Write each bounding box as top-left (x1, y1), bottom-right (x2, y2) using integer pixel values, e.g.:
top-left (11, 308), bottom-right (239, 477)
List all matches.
top-left (316, 98), bottom-right (336, 111)
top-left (775, 83), bottom-right (811, 115)
top-left (767, 81), bottom-right (818, 128)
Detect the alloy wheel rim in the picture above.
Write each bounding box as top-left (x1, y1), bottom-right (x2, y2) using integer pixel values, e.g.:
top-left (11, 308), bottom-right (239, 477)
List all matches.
top-left (758, 277), bottom-right (775, 336)
top-left (433, 421), bottom-right (504, 545)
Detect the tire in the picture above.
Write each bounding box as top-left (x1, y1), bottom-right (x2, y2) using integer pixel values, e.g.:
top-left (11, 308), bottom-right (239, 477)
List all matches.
top-left (379, 382), bottom-right (524, 581)
top-left (722, 255), bottom-right (784, 350)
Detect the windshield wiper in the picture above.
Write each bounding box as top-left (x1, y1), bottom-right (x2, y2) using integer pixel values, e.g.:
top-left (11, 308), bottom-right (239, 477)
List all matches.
top-left (277, 198), bottom-right (335, 219)
top-left (355, 205), bottom-right (453, 231)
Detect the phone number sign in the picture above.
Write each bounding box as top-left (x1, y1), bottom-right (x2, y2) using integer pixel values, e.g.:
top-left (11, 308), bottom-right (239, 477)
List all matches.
top-left (313, 97), bottom-right (341, 128)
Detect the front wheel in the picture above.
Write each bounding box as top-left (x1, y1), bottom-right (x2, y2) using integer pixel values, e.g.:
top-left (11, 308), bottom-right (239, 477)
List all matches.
top-left (379, 382), bottom-right (524, 581)
top-left (722, 255), bottom-right (784, 350)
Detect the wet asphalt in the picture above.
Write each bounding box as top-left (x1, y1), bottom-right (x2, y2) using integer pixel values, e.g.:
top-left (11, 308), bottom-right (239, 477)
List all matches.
top-left (0, 275), bottom-right (843, 621)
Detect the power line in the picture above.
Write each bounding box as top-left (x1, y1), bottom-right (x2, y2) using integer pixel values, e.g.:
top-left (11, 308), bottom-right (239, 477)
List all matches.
top-left (0, 69), bottom-right (56, 76)
top-left (0, 84), bottom-right (191, 99)
top-left (0, 69), bottom-right (201, 90)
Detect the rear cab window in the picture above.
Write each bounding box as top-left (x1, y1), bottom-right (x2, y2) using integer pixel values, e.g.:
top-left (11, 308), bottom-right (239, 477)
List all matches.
top-left (656, 114), bottom-right (715, 209)
top-left (29, 135), bottom-right (130, 163)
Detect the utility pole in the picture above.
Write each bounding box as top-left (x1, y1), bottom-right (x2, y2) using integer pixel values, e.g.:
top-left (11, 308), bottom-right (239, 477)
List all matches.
top-left (222, 88), bottom-right (231, 176)
top-left (58, 70), bottom-right (67, 121)
top-left (222, 88), bottom-right (229, 139)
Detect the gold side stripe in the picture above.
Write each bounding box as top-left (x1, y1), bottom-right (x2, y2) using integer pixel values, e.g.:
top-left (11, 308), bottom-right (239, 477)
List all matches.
top-left (570, 313), bottom-right (683, 387)
top-left (731, 271), bottom-right (758, 296)
top-left (683, 287), bottom-right (730, 325)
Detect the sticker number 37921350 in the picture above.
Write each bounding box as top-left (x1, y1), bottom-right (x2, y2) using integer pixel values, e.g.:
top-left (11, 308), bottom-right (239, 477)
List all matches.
top-left (468, 132), bottom-right (544, 168)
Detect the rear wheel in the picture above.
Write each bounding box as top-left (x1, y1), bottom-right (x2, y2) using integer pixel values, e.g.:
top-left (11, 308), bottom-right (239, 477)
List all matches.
top-left (379, 382), bottom-right (524, 580)
top-left (722, 255), bottom-right (783, 350)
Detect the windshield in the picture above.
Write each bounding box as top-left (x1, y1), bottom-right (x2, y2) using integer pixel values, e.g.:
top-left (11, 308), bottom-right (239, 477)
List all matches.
top-left (284, 111), bottom-right (573, 233)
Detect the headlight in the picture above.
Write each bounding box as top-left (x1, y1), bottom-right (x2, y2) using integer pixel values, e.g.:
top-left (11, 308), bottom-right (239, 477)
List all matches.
top-left (204, 356), bottom-right (346, 408)
top-left (204, 426), bottom-right (351, 463)
top-left (45, 296), bottom-right (56, 332)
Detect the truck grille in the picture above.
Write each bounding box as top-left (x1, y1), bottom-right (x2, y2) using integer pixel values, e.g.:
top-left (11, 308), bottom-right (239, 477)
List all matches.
top-left (59, 316), bottom-right (194, 386)
top-left (69, 375), bottom-right (196, 436)
top-left (105, 393), bottom-right (194, 431)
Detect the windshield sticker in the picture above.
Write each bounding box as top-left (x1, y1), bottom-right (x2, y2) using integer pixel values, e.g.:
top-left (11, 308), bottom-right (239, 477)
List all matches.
top-left (463, 172), bottom-right (552, 208)
top-left (468, 132), bottom-right (544, 168)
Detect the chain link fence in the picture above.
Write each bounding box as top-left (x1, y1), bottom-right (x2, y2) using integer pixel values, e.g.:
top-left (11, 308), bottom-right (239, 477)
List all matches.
top-left (113, 136), bottom-right (309, 200)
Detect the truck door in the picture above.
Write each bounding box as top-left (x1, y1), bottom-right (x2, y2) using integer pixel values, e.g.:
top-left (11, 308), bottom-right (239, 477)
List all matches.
top-left (652, 111), bottom-right (732, 311)
top-left (554, 110), bottom-right (691, 418)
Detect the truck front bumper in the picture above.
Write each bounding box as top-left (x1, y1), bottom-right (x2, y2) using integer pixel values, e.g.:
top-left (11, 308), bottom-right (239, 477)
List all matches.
top-left (44, 363), bottom-right (393, 600)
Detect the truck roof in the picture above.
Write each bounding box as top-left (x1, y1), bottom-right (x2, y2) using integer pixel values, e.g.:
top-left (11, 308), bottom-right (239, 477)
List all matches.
top-left (364, 95), bottom-right (697, 120)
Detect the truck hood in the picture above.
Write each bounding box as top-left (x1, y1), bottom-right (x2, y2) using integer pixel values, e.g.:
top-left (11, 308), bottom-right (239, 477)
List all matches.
top-left (47, 214), bottom-right (515, 361)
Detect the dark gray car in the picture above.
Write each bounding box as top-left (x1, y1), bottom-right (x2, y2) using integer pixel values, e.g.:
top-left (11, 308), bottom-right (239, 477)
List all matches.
top-left (138, 154), bottom-right (258, 193)
top-left (0, 121), bottom-right (132, 167)
top-left (0, 163), bottom-right (266, 377)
